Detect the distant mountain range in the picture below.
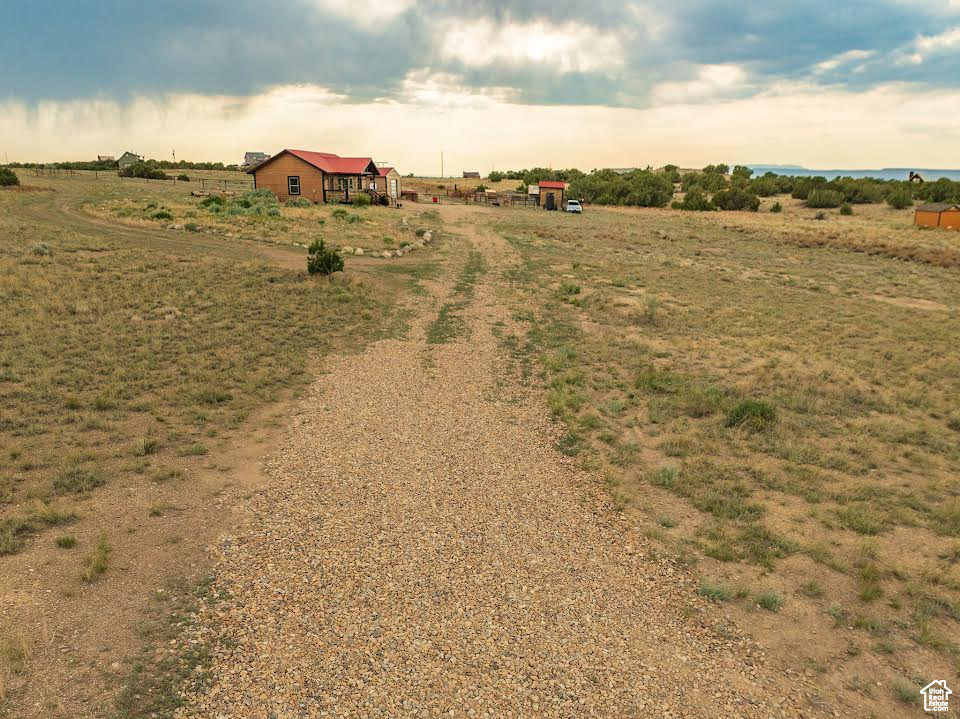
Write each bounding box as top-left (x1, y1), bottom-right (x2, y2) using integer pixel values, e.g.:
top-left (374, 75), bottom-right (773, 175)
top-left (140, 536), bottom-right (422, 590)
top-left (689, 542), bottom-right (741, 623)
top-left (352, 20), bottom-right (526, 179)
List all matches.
top-left (747, 165), bottom-right (960, 181)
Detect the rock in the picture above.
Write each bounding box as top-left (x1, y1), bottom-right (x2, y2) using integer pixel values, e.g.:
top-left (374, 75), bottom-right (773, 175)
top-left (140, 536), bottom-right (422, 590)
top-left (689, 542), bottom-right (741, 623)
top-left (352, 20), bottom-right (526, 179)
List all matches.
top-left (422, 231), bottom-right (432, 242)
top-left (341, 246), bottom-right (353, 254)
top-left (414, 241), bottom-right (425, 249)
top-left (382, 251), bottom-right (393, 259)
top-left (395, 250), bottom-right (404, 257)
top-left (354, 248), bottom-right (364, 255)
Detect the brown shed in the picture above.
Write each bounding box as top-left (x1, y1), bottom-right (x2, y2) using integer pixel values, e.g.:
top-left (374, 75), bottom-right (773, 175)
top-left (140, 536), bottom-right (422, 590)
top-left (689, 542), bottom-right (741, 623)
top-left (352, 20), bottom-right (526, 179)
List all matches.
top-left (248, 149), bottom-right (379, 204)
top-left (375, 166), bottom-right (402, 200)
top-left (538, 181), bottom-right (567, 210)
top-left (914, 203), bottom-right (960, 230)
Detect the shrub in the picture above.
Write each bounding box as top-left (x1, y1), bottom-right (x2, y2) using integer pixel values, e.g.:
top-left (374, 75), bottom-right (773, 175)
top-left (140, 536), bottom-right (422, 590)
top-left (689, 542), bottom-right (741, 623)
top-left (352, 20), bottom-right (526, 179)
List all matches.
top-left (151, 210), bottom-right (172, 221)
top-left (725, 400), bottom-right (776, 431)
top-left (414, 228), bottom-right (426, 237)
top-left (307, 238), bottom-right (344, 275)
top-left (488, 171), bottom-right (505, 182)
top-left (331, 208), bottom-right (349, 220)
top-left (815, 211), bottom-right (827, 220)
top-left (806, 189), bottom-right (845, 208)
top-left (839, 202), bottom-right (853, 215)
top-left (32, 243), bottom-right (52, 257)
top-left (672, 189), bottom-right (714, 211)
top-left (55, 534), bottom-right (77, 549)
top-left (286, 197), bottom-right (312, 208)
top-left (0, 168), bottom-right (20, 186)
top-left (120, 162), bottom-right (168, 180)
top-left (886, 188), bottom-right (913, 209)
top-left (698, 578), bottom-right (732, 602)
top-left (53, 469), bottom-right (104, 494)
top-left (352, 193), bottom-right (372, 207)
top-left (177, 173), bottom-right (190, 181)
top-left (184, 222), bottom-right (199, 232)
top-left (770, 201), bottom-right (783, 213)
top-left (80, 534), bottom-right (111, 582)
top-left (755, 590), bottom-right (782, 612)
top-left (199, 195), bottom-right (225, 208)
top-left (713, 188), bottom-right (760, 212)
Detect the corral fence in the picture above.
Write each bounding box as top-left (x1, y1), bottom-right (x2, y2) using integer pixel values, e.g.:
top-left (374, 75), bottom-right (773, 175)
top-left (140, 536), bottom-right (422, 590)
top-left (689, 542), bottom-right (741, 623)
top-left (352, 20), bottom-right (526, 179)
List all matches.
top-left (25, 167), bottom-right (254, 192)
top-left (414, 191), bottom-right (539, 208)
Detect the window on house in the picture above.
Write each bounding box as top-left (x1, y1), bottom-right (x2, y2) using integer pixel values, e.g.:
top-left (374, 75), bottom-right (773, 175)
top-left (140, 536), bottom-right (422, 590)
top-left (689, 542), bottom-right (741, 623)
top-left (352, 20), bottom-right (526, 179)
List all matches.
top-left (349, 177), bottom-right (355, 190)
top-left (287, 176), bottom-right (300, 195)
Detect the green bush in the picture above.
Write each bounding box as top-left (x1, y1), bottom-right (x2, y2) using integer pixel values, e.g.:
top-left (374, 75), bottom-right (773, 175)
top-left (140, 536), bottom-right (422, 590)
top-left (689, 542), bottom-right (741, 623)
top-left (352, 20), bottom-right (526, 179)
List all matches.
top-left (672, 189), bottom-right (714, 211)
top-left (488, 171), bottom-right (504, 182)
top-left (806, 189), bottom-right (845, 208)
top-left (840, 202), bottom-right (853, 215)
top-left (886, 188), bottom-right (913, 209)
top-left (151, 210), bottom-right (172, 221)
top-left (286, 197), bottom-right (312, 208)
top-left (120, 162), bottom-right (168, 180)
top-left (352, 193), bottom-right (372, 207)
top-left (0, 168), bottom-right (20, 186)
top-left (713, 188), bottom-right (760, 212)
top-left (306, 239), bottom-right (344, 275)
top-left (725, 400), bottom-right (776, 431)
top-left (199, 195), bottom-right (225, 208)
top-left (331, 208), bottom-right (349, 220)
top-left (770, 201), bottom-right (783, 213)
top-left (177, 173), bottom-right (190, 182)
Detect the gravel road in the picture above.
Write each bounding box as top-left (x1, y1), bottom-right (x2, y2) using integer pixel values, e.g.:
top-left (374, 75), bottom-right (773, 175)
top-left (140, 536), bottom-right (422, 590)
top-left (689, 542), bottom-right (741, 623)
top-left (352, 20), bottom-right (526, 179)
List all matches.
top-left (175, 218), bottom-right (833, 718)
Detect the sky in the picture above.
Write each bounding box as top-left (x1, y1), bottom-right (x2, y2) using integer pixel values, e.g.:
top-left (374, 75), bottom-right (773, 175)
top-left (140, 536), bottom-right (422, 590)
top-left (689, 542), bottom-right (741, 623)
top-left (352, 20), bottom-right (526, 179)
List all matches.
top-left (2, 1), bottom-right (959, 173)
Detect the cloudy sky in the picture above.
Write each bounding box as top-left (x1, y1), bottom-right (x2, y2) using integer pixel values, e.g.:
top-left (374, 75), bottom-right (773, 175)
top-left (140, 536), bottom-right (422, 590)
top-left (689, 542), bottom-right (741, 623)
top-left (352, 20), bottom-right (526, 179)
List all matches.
top-left (2, 1), bottom-right (959, 173)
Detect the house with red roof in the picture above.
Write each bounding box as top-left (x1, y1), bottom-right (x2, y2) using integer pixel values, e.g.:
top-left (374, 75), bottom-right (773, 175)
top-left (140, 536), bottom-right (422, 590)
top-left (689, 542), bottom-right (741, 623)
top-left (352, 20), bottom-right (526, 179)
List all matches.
top-left (247, 149), bottom-right (381, 204)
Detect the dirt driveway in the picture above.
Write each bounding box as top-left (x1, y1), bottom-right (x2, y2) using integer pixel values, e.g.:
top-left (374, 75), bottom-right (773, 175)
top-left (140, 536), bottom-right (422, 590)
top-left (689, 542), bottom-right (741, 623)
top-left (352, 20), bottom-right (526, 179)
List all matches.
top-left (174, 210), bottom-right (833, 718)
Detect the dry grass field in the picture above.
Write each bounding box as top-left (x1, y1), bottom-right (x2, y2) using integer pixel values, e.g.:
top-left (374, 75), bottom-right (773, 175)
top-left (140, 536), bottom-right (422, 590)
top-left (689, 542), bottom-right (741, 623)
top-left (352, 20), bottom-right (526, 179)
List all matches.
top-left (0, 172), bottom-right (447, 717)
top-left (489, 198), bottom-right (960, 716)
top-left (2, 170), bottom-right (959, 718)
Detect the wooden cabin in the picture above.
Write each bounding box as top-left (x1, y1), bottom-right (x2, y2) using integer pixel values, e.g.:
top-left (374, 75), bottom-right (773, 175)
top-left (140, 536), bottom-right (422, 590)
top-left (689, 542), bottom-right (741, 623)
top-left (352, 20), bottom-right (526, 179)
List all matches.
top-left (915, 203), bottom-right (960, 230)
top-left (247, 149), bottom-right (379, 203)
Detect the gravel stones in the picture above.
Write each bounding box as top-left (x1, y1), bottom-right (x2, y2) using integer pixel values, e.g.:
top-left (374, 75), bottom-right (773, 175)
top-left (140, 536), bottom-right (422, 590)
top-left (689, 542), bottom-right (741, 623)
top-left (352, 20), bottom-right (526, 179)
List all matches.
top-left (175, 224), bottom-right (823, 719)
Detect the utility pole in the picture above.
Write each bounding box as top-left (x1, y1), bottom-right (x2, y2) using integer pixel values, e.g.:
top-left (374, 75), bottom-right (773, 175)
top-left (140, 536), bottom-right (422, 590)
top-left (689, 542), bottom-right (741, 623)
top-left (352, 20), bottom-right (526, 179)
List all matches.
top-left (172, 148), bottom-right (176, 163)
top-left (441, 151), bottom-right (444, 179)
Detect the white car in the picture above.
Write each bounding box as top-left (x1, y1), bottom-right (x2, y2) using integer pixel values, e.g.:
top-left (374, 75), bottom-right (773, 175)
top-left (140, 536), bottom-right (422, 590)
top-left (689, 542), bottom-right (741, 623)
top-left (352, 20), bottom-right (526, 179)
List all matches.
top-left (565, 200), bottom-right (583, 213)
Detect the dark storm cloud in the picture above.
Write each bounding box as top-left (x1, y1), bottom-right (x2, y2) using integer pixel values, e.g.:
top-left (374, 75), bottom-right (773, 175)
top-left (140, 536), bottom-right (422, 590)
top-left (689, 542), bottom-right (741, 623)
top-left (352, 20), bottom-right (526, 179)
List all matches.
top-left (1, 0), bottom-right (957, 106)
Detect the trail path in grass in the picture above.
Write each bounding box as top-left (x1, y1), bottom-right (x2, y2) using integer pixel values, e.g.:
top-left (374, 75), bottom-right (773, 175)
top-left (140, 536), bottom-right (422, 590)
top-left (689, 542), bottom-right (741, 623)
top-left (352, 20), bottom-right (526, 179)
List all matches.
top-left (176, 206), bottom-right (836, 718)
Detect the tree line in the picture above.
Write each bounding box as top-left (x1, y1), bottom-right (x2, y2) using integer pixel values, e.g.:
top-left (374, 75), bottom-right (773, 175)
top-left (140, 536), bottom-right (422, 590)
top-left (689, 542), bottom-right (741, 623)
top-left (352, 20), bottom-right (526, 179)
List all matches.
top-left (486, 164), bottom-right (960, 210)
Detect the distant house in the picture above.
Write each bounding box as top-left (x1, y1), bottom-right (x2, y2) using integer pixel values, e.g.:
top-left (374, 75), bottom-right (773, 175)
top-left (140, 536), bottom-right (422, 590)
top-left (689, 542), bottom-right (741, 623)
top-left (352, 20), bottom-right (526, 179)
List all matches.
top-left (248, 149), bottom-right (379, 204)
top-left (97, 155), bottom-right (115, 163)
top-left (375, 166), bottom-right (402, 200)
top-left (463, 171), bottom-right (481, 179)
top-left (243, 151), bottom-right (270, 169)
top-left (915, 202), bottom-right (960, 230)
top-left (908, 171), bottom-right (925, 183)
top-left (538, 180), bottom-right (567, 210)
top-left (117, 151), bottom-right (143, 170)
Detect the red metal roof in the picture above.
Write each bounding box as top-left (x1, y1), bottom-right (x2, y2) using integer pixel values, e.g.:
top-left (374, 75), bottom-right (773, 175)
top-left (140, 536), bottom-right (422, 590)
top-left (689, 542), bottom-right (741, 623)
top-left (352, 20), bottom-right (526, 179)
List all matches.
top-left (248, 149), bottom-right (377, 175)
top-left (538, 180), bottom-right (566, 189)
top-left (376, 166), bottom-right (395, 176)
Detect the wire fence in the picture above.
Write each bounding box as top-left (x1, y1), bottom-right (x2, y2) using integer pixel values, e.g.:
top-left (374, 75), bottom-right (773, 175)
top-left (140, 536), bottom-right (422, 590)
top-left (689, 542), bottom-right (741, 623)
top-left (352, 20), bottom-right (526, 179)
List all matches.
top-left (25, 167), bottom-right (254, 192)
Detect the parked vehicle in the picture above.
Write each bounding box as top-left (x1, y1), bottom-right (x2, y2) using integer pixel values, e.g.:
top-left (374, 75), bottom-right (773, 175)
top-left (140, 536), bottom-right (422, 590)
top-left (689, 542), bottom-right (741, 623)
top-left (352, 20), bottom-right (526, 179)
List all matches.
top-left (565, 200), bottom-right (583, 213)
